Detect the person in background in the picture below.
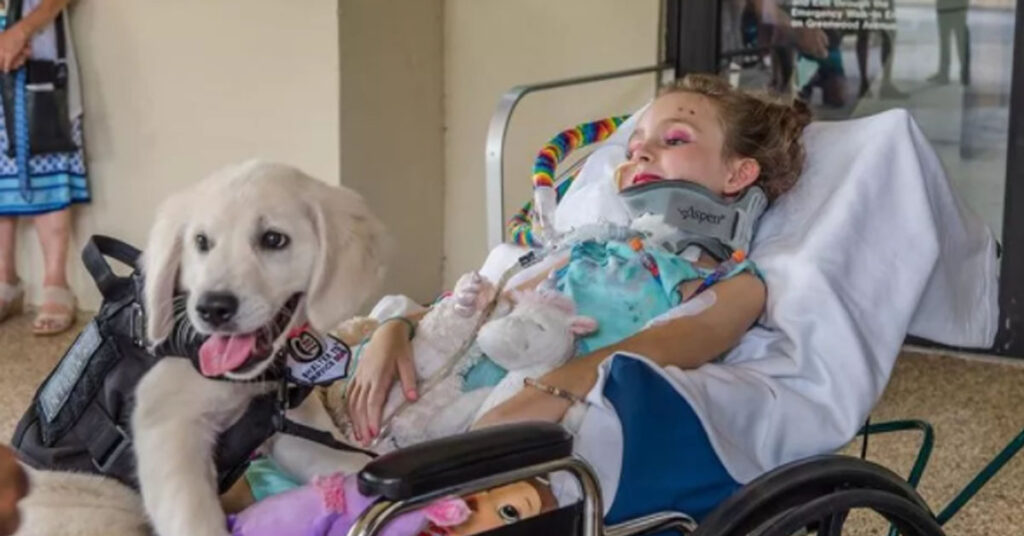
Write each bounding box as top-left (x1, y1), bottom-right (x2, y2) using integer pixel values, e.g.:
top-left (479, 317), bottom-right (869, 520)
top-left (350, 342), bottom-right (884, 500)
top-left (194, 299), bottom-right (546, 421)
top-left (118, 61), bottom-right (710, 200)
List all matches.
top-left (856, 29), bottom-right (908, 99)
top-left (929, 0), bottom-right (970, 85)
top-left (0, 0), bottom-right (86, 336)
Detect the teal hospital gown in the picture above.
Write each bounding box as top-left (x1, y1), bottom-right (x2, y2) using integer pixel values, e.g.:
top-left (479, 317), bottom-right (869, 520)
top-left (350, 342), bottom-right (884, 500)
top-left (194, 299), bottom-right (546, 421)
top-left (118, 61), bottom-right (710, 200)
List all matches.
top-left (552, 239), bottom-right (706, 354)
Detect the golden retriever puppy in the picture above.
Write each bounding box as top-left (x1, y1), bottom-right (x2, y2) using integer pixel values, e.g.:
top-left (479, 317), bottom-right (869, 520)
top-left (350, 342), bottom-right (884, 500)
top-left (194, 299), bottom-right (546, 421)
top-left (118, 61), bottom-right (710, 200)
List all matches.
top-left (133, 160), bottom-right (388, 536)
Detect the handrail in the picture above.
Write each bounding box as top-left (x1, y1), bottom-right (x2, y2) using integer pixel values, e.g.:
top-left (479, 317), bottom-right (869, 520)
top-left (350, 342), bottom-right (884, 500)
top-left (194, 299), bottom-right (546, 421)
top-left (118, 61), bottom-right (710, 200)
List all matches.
top-left (484, 63), bottom-right (670, 248)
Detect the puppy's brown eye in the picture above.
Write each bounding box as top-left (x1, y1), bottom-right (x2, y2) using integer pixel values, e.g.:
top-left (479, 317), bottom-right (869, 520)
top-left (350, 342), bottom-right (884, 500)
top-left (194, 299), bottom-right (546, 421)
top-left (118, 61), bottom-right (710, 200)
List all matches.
top-left (195, 233), bottom-right (211, 253)
top-left (260, 230), bottom-right (290, 250)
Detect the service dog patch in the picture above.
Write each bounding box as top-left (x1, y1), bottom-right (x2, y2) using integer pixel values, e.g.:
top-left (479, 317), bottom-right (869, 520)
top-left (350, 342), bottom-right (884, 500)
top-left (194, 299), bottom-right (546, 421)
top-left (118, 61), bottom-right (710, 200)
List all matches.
top-left (282, 325), bottom-right (352, 386)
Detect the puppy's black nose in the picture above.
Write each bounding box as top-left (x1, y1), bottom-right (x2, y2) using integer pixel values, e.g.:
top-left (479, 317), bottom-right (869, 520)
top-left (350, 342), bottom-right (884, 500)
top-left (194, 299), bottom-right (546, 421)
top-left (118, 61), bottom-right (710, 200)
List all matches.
top-left (196, 292), bottom-right (239, 327)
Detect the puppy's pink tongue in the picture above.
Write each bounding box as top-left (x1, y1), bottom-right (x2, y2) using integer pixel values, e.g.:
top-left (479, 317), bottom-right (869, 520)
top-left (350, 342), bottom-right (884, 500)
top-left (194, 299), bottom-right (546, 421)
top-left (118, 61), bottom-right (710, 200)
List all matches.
top-left (198, 334), bottom-right (256, 376)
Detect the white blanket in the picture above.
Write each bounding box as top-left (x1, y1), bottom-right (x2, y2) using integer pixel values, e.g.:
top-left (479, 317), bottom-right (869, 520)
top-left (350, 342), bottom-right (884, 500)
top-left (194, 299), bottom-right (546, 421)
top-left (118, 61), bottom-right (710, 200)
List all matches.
top-left (478, 107), bottom-right (999, 483)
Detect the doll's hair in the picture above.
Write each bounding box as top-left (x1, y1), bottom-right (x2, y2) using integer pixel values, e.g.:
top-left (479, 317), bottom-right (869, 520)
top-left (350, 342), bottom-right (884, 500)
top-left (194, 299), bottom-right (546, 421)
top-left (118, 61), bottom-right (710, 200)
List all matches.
top-left (526, 477), bottom-right (559, 512)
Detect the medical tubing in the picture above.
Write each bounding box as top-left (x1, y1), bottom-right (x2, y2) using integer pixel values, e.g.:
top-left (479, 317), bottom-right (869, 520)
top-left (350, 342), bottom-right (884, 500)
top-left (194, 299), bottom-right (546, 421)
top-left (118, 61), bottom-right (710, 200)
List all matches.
top-left (509, 115), bottom-right (630, 247)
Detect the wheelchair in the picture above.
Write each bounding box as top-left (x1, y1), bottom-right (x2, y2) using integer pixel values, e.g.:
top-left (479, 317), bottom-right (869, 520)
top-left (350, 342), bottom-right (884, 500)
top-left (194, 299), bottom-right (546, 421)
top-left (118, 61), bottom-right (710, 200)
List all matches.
top-left (344, 73), bottom-right (1018, 535)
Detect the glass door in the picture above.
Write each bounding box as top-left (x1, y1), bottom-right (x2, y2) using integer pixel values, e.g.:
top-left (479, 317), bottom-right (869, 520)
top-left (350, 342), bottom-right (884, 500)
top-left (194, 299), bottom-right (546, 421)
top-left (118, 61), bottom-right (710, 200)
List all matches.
top-left (665, 0), bottom-right (1023, 355)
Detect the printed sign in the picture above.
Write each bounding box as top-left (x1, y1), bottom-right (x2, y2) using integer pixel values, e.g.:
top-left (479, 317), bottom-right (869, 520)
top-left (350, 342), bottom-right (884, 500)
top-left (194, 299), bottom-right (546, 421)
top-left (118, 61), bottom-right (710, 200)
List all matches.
top-left (789, 0), bottom-right (897, 32)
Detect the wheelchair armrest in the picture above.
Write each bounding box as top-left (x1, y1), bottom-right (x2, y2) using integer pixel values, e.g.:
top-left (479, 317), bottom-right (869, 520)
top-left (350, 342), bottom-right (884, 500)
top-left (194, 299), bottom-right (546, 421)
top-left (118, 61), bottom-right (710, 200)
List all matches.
top-left (357, 422), bottom-right (573, 501)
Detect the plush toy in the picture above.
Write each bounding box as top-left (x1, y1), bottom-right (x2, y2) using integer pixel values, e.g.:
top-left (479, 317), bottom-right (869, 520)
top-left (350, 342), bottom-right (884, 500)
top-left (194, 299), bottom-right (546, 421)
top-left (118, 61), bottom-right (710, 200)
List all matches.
top-left (384, 275), bottom-right (597, 449)
top-left (228, 474), bottom-right (556, 536)
top-left (471, 288), bottom-right (597, 423)
top-left (318, 272), bottom-right (493, 452)
top-left (329, 272), bottom-right (596, 452)
top-left (368, 272), bottom-right (498, 451)
top-left (226, 472), bottom-right (469, 536)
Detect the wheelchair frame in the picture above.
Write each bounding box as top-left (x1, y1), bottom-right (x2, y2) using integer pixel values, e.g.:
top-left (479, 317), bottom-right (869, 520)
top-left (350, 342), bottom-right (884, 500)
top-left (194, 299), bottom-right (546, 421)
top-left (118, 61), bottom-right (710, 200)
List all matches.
top-left (345, 69), bottom-right (1024, 536)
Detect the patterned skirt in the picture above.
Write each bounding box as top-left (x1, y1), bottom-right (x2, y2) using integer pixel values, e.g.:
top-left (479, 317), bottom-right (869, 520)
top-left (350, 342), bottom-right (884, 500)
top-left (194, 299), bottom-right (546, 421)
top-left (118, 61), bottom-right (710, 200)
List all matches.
top-left (0, 80), bottom-right (89, 216)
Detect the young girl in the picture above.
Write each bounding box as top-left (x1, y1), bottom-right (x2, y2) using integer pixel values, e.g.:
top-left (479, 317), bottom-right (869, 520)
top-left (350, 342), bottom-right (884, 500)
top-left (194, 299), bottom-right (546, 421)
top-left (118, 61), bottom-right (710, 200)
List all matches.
top-left (226, 74), bottom-right (812, 533)
top-left (344, 74), bottom-right (811, 524)
top-left (349, 74), bottom-right (810, 437)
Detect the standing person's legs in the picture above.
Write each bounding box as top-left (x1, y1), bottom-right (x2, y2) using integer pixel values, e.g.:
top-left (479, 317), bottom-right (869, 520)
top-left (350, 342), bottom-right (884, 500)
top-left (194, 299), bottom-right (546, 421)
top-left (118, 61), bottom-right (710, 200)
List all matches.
top-left (931, 11), bottom-right (953, 82)
top-left (0, 216), bottom-right (23, 322)
top-left (31, 207), bottom-right (75, 335)
top-left (0, 216), bottom-right (17, 283)
top-left (880, 31), bottom-right (894, 83)
top-left (952, 10), bottom-right (970, 84)
top-left (771, 46), bottom-right (794, 95)
top-left (879, 31), bottom-right (908, 98)
top-left (856, 30), bottom-right (871, 96)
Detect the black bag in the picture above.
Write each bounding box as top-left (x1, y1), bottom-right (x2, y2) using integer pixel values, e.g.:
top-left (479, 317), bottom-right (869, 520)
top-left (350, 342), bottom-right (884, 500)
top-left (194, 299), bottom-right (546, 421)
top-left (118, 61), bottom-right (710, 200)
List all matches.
top-left (10, 235), bottom-right (282, 493)
top-left (1, 0), bottom-right (77, 157)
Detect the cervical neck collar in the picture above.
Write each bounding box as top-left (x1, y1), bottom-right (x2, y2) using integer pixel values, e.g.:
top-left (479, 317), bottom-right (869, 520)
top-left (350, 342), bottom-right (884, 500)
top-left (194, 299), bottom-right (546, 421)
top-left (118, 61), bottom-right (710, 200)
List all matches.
top-left (619, 180), bottom-right (768, 261)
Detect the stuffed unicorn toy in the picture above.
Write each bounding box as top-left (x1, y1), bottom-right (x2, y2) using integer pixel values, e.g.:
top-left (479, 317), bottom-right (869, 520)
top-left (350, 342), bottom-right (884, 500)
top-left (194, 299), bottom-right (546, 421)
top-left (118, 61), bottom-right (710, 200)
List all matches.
top-left (339, 272), bottom-right (596, 452)
top-left (471, 287), bottom-right (597, 423)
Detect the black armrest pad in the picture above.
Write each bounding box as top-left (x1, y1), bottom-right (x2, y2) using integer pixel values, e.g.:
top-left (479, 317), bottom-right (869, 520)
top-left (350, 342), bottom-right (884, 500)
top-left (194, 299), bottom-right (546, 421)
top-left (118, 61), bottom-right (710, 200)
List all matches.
top-left (358, 422), bottom-right (572, 500)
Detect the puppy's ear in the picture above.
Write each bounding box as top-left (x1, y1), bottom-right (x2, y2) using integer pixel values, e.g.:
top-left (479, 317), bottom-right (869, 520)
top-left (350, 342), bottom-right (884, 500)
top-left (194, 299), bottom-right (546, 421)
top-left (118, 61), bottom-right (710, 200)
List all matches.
top-left (305, 182), bottom-right (391, 332)
top-left (142, 192), bottom-right (189, 344)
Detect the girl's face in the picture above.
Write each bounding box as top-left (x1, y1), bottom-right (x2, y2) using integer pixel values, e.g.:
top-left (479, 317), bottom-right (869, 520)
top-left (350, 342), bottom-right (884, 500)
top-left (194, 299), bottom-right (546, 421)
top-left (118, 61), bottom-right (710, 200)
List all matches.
top-left (618, 91), bottom-right (757, 196)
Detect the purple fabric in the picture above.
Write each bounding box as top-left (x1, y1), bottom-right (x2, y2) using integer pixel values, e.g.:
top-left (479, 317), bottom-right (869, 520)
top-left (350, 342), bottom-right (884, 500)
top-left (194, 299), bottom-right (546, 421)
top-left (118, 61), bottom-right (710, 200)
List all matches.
top-left (228, 474), bottom-right (428, 536)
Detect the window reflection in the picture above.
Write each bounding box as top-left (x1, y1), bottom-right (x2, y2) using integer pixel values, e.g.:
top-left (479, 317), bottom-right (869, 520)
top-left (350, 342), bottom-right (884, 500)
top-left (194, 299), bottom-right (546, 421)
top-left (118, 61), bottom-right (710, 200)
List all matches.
top-left (720, 0), bottom-right (1014, 239)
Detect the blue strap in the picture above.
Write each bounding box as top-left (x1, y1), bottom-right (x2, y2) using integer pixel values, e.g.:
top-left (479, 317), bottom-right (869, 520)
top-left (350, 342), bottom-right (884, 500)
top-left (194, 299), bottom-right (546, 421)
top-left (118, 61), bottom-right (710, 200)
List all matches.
top-left (689, 257), bottom-right (762, 301)
top-left (14, 66), bottom-right (29, 203)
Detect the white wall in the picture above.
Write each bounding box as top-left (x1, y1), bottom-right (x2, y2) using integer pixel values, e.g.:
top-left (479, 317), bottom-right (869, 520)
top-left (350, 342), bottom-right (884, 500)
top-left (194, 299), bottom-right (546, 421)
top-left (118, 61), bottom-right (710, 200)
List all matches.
top-left (339, 0), bottom-right (445, 305)
top-left (442, 0), bottom-right (662, 286)
top-left (14, 0), bottom-right (341, 310)
top-left (14, 0), bottom-right (661, 310)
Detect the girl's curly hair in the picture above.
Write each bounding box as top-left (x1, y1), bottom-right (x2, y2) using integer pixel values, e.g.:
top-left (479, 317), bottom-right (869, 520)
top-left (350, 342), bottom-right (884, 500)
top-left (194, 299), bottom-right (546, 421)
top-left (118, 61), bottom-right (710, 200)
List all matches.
top-left (660, 74), bottom-right (812, 201)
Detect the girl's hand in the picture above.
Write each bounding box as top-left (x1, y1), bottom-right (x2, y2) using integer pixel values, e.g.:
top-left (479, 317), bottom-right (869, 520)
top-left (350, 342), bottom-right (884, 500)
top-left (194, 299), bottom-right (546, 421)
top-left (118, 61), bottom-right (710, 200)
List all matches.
top-left (0, 25), bottom-right (31, 73)
top-left (346, 319), bottom-right (418, 444)
top-left (0, 445), bottom-right (28, 536)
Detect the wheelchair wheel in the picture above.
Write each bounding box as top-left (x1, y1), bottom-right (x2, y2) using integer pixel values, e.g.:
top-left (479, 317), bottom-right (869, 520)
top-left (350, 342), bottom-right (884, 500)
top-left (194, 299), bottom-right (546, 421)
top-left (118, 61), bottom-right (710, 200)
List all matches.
top-left (755, 489), bottom-right (944, 536)
top-left (693, 455), bottom-right (943, 536)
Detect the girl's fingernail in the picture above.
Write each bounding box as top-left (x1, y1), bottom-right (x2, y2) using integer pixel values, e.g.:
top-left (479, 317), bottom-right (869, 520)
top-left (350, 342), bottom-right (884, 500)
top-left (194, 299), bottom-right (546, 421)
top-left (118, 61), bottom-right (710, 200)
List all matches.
top-left (406, 389), bottom-right (418, 401)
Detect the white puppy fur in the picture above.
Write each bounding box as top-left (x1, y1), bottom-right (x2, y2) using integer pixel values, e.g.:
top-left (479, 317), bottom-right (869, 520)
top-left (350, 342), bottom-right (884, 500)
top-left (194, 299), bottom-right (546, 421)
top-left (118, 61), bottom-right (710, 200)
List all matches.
top-left (14, 469), bottom-right (149, 536)
top-left (132, 160), bottom-right (388, 536)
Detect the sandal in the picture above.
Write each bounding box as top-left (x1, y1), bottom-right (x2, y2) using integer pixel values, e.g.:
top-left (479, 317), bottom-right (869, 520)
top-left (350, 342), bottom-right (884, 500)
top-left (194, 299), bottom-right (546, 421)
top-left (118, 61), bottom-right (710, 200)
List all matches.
top-left (32, 285), bottom-right (77, 336)
top-left (0, 279), bottom-right (24, 324)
